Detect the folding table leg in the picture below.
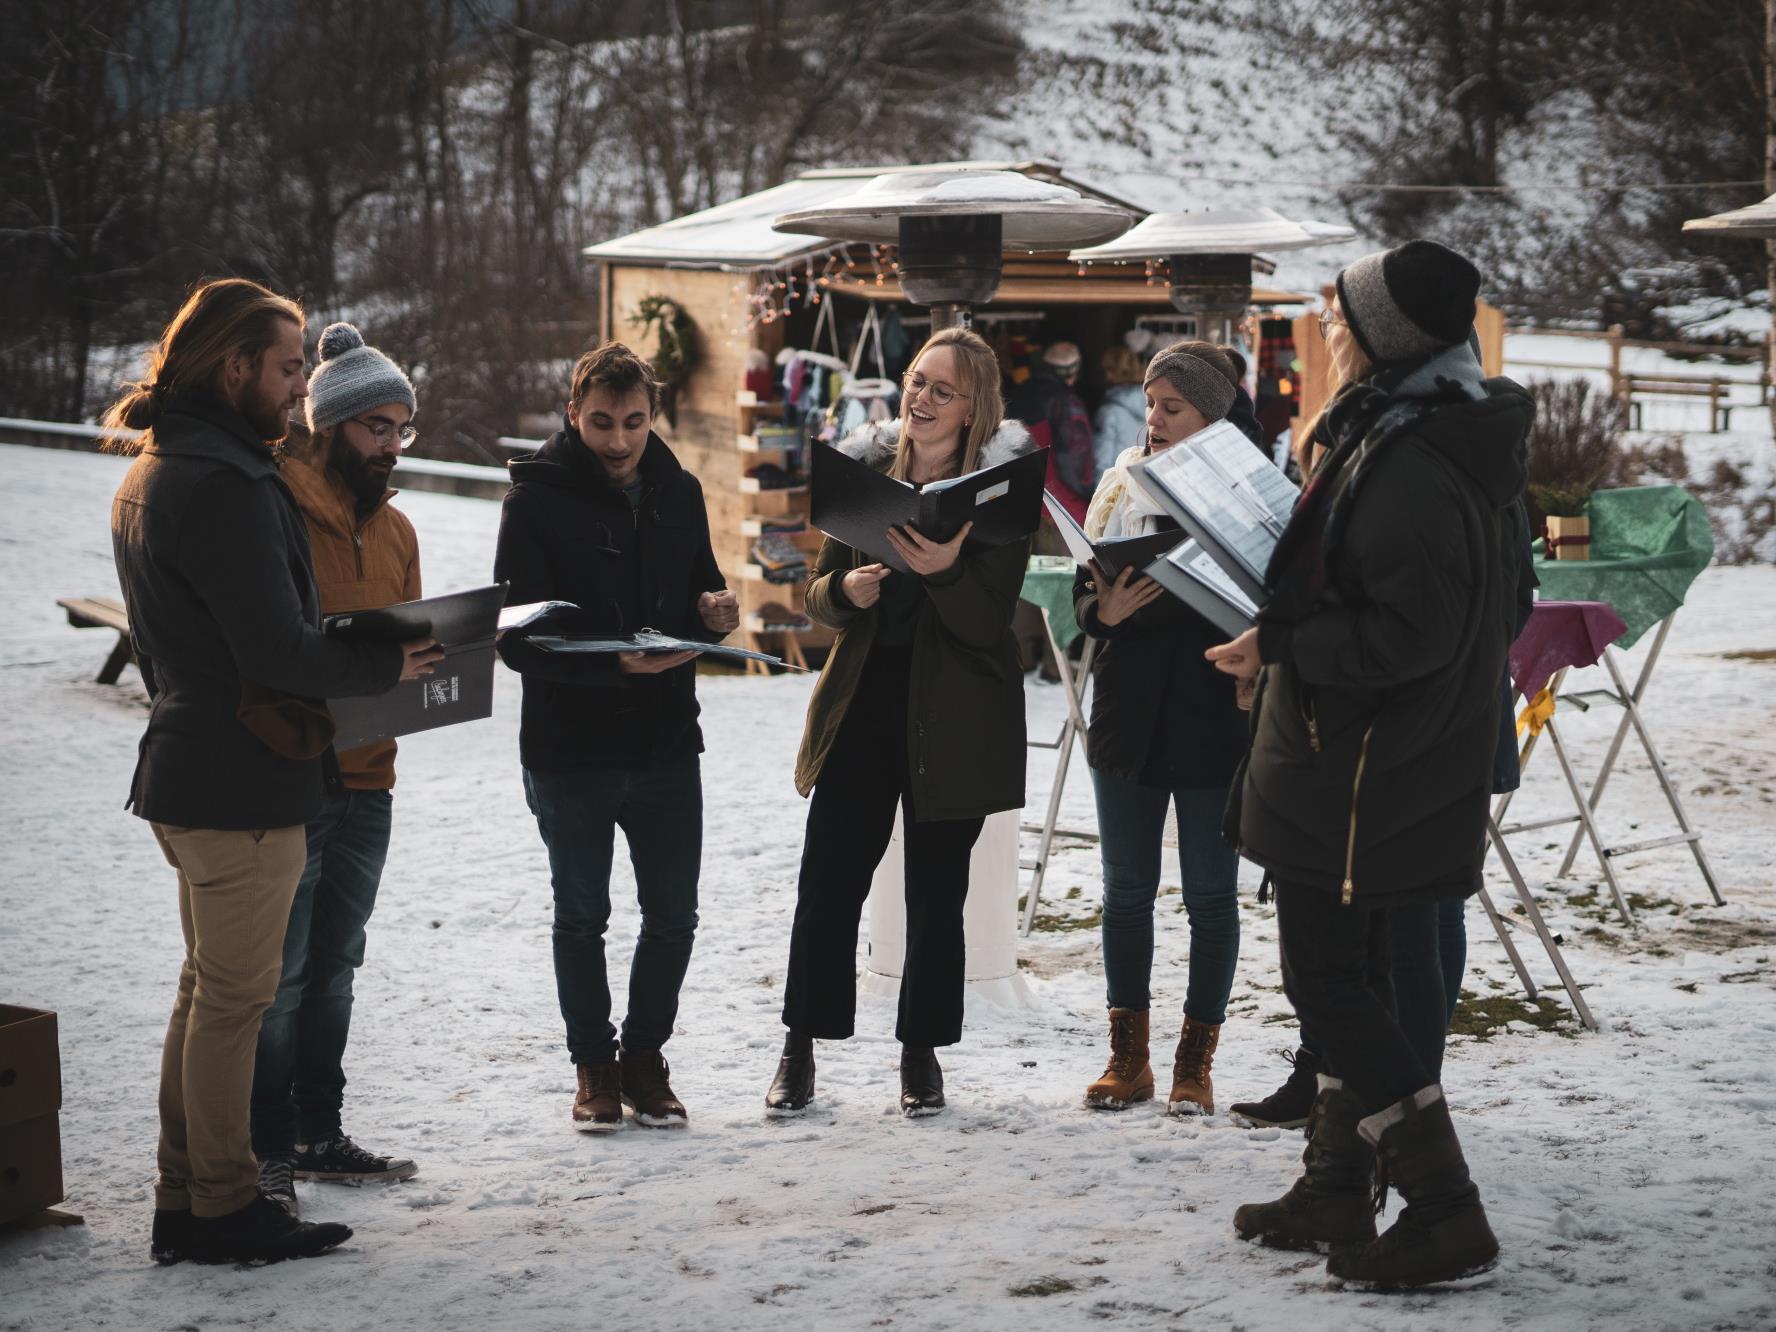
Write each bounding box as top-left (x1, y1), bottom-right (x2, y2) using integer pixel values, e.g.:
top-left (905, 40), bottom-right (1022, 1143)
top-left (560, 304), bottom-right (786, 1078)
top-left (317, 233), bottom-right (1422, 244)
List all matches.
top-left (1474, 884), bottom-right (1538, 1001)
top-left (1596, 645), bottom-right (1724, 907)
top-left (1487, 817), bottom-right (1599, 1030)
top-left (1543, 717), bottom-right (1637, 928)
top-left (1555, 616), bottom-right (1668, 877)
top-left (1021, 616), bottom-right (1093, 937)
top-left (1554, 617), bottom-right (1724, 906)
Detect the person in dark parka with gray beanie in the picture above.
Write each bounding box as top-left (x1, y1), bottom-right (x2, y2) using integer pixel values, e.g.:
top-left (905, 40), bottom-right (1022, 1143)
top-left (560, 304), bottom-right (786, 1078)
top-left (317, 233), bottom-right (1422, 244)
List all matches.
top-left (1206, 239), bottom-right (1532, 1289)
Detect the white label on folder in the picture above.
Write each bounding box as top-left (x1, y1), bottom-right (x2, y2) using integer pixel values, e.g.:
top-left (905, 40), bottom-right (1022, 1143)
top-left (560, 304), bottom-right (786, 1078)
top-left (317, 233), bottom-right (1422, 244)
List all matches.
top-left (975, 479), bottom-right (1010, 505)
top-left (423, 676), bottom-right (461, 709)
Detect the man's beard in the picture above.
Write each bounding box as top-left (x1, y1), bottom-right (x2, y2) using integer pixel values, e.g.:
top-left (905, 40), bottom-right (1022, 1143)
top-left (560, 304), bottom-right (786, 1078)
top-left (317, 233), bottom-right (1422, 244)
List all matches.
top-left (327, 432), bottom-right (393, 512)
top-left (238, 382), bottom-right (292, 441)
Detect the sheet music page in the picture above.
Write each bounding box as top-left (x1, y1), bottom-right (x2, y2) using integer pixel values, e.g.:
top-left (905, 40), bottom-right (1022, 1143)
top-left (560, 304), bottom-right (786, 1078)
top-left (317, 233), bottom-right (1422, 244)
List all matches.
top-left (1137, 445), bottom-right (1274, 582)
top-left (1164, 539), bottom-right (1260, 617)
top-left (1185, 421), bottom-right (1298, 536)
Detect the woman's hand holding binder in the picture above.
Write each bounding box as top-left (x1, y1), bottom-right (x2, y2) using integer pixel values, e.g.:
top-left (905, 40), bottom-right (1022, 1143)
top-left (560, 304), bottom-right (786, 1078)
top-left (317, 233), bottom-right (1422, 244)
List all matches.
top-left (885, 521), bottom-right (972, 577)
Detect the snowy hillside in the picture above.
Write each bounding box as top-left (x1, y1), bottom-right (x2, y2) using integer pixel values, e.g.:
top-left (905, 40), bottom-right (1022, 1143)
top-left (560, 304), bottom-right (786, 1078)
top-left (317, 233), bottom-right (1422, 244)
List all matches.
top-left (2, 439), bottom-right (1774, 1330)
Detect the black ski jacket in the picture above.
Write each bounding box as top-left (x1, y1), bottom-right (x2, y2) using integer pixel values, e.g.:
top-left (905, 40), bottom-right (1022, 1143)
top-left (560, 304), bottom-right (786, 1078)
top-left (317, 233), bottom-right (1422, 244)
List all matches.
top-left (493, 424), bottom-right (725, 773)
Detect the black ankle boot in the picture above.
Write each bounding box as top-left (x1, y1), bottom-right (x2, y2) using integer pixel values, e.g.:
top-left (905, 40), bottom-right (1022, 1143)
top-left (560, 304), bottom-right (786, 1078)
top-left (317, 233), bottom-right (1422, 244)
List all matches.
top-left (899, 1045), bottom-right (945, 1117)
top-left (765, 1031), bottom-right (815, 1114)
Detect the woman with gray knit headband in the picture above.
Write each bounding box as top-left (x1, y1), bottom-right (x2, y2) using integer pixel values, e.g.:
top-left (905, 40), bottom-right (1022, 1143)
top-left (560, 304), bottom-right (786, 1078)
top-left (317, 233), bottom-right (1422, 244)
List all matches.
top-left (1207, 238), bottom-right (1532, 1289)
top-left (1072, 340), bottom-right (1254, 1120)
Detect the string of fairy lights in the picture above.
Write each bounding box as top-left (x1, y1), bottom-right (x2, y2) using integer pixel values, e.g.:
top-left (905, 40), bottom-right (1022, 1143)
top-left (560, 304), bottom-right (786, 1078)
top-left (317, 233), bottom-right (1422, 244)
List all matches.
top-left (722, 247), bottom-right (1177, 336)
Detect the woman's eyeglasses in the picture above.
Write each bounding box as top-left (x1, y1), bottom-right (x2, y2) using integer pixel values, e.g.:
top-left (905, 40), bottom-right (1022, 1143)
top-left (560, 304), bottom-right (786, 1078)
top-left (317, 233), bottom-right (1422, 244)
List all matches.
top-left (349, 415), bottom-right (419, 450)
top-left (901, 372), bottom-right (958, 407)
top-left (1318, 308), bottom-right (1347, 341)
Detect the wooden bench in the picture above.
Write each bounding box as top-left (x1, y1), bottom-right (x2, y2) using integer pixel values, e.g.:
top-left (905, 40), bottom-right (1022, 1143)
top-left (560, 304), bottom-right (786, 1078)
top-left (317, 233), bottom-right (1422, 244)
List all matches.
top-left (1616, 375), bottom-right (1742, 432)
top-left (57, 596), bottom-right (135, 683)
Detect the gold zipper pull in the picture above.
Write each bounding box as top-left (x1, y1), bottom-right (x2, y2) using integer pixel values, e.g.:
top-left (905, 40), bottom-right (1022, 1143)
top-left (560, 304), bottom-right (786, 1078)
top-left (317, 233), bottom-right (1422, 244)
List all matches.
top-left (1341, 878), bottom-right (1353, 906)
top-left (1307, 717), bottom-right (1321, 752)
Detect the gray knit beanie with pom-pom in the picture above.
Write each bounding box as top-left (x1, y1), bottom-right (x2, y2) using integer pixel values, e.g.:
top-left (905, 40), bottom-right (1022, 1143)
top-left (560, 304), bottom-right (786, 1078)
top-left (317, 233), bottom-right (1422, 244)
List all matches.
top-left (304, 322), bottom-right (416, 433)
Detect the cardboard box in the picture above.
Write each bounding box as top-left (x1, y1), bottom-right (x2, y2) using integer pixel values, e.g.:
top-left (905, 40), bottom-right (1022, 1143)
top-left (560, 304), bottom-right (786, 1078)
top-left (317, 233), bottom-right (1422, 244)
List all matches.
top-left (0, 1005), bottom-right (60, 1128)
top-left (0, 1006), bottom-right (64, 1225)
top-left (0, 1112), bottom-right (65, 1225)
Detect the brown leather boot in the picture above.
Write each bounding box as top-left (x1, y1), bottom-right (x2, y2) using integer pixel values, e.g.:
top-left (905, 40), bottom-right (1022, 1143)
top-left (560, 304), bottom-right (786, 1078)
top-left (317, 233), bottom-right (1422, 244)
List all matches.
top-left (620, 1048), bottom-right (689, 1128)
top-left (1084, 1008), bottom-right (1156, 1110)
top-left (1167, 1016), bottom-right (1221, 1116)
top-left (573, 1061), bottom-right (622, 1133)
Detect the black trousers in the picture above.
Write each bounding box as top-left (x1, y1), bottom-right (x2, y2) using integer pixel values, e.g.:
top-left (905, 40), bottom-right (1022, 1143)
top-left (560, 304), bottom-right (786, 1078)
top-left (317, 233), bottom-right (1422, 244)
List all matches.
top-left (782, 647), bottom-right (984, 1047)
top-left (1275, 881), bottom-right (1443, 1117)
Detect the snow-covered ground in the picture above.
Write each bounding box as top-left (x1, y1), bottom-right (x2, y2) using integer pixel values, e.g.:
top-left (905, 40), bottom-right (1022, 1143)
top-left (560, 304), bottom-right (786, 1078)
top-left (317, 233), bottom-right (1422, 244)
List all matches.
top-left (2, 441), bottom-right (1775, 1331)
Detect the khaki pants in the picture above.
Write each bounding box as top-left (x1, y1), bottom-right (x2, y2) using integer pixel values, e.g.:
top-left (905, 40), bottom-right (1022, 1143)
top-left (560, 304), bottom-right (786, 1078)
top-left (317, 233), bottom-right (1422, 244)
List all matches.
top-left (151, 823), bottom-right (307, 1217)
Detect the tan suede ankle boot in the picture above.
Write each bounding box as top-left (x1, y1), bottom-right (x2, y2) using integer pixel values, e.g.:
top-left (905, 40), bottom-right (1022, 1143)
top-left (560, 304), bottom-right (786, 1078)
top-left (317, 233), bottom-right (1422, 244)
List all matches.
top-left (1167, 1016), bottom-right (1221, 1116)
top-left (1084, 1008), bottom-right (1155, 1110)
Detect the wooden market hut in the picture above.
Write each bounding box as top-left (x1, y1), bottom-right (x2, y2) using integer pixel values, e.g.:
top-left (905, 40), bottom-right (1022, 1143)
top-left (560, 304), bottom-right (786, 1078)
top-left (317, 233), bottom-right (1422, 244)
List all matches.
top-left (583, 160), bottom-right (1319, 668)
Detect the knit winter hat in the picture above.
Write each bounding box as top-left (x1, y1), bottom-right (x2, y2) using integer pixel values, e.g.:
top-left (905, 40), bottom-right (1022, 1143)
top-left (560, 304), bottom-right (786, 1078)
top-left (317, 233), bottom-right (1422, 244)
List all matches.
top-left (1335, 240), bottom-right (1480, 366)
top-left (305, 323), bottom-right (417, 433)
top-left (1143, 346), bottom-right (1236, 422)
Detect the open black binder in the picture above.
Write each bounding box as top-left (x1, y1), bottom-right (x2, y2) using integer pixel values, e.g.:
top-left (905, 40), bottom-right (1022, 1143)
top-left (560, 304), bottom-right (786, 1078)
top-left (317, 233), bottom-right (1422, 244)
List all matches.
top-left (810, 443), bottom-right (1047, 573)
top-left (1124, 420), bottom-right (1298, 602)
top-left (1041, 492), bottom-right (1186, 579)
top-left (1141, 539), bottom-right (1260, 639)
top-left (323, 583), bottom-right (506, 749)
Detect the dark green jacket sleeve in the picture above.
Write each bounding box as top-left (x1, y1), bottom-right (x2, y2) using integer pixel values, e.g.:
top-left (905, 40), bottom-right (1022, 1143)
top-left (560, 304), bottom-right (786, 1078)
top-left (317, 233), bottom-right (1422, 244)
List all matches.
top-left (804, 535), bottom-right (864, 630)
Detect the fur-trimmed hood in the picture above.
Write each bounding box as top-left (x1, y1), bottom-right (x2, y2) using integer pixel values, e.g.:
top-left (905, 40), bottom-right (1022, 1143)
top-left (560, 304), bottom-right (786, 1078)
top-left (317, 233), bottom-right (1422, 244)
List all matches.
top-left (835, 417), bottom-right (1035, 473)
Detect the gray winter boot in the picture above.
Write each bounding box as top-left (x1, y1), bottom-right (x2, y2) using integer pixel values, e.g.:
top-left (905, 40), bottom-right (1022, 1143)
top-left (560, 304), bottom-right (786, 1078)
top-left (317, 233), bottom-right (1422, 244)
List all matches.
top-left (1233, 1075), bottom-right (1379, 1251)
top-left (1326, 1086), bottom-right (1499, 1288)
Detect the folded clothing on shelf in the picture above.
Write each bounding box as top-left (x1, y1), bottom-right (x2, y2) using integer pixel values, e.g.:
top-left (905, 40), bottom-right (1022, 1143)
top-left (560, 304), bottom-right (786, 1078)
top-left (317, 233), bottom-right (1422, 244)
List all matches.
top-left (754, 600), bottom-right (811, 631)
top-left (745, 462), bottom-right (798, 490)
top-left (752, 534), bottom-right (808, 584)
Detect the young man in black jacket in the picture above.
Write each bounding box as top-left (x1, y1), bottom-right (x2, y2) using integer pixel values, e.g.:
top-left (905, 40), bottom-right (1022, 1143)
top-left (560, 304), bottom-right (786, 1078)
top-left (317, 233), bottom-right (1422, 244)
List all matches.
top-left (107, 279), bottom-right (441, 1266)
top-left (494, 341), bottom-right (736, 1133)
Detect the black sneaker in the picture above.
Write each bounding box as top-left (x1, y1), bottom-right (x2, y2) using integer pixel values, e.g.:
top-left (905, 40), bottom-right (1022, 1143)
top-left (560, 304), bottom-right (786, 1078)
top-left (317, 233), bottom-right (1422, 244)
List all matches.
top-left (1229, 1046), bottom-right (1321, 1130)
top-left (150, 1208), bottom-right (195, 1265)
top-left (258, 1153), bottom-right (300, 1219)
top-left (187, 1193), bottom-right (351, 1265)
top-left (293, 1134), bottom-right (417, 1184)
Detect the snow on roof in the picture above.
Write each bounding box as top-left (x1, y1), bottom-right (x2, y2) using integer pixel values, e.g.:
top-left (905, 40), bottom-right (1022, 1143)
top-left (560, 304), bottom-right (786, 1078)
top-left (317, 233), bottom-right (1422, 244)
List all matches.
top-left (582, 161), bottom-right (1148, 268)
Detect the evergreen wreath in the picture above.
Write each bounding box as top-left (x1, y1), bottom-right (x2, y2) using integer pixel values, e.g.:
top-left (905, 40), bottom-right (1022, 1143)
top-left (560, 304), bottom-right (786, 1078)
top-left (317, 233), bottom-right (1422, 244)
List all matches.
top-left (633, 294), bottom-right (699, 424)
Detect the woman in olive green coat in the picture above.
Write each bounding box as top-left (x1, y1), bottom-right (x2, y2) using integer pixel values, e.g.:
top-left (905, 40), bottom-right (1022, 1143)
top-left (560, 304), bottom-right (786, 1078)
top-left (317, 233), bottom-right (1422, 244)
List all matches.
top-left (766, 326), bottom-right (1035, 1118)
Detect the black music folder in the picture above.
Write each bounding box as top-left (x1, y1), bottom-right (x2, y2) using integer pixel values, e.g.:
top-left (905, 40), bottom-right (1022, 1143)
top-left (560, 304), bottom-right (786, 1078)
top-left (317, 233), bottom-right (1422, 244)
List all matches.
top-left (810, 443), bottom-right (1047, 574)
top-left (1042, 492), bottom-right (1186, 579)
top-left (323, 583), bottom-right (506, 749)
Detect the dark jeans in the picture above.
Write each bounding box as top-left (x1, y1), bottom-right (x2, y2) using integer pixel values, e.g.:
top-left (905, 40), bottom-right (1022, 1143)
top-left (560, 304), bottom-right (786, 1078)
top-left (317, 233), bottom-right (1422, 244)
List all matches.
top-left (782, 647), bottom-right (984, 1048)
top-left (523, 758), bottom-right (701, 1066)
top-left (251, 788), bottom-right (392, 1157)
top-left (1275, 881), bottom-right (1442, 1116)
top-left (1091, 769), bottom-right (1241, 1025)
top-left (1299, 895), bottom-right (1467, 1078)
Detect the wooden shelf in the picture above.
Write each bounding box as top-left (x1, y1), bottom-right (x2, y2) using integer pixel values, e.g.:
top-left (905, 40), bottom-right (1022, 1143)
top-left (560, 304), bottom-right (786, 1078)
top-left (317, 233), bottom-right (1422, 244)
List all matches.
top-left (740, 516), bottom-right (812, 537)
top-left (737, 432), bottom-right (803, 454)
top-left (740, 561), bottom-right (807, 585)
top-left (738, 478), bottom-right (808, 496)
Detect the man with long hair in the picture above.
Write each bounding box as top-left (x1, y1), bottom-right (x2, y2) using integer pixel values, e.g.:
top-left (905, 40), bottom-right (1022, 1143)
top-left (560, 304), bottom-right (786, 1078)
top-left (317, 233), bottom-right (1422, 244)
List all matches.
top-left (108, 278), bottom-right (441, 1265)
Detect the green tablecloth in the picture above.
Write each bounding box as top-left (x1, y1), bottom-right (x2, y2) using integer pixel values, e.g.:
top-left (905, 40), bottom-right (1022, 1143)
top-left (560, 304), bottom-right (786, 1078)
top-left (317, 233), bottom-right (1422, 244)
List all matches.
top-left (1019, 555), bottom-right (1083, 652)
top-left (1532, 485), bottom-right (1714, 649)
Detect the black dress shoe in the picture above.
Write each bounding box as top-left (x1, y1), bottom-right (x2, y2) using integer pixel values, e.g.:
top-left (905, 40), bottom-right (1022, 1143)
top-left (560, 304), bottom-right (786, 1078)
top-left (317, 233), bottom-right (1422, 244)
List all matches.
top-left (899, 1045), bottom-right (945, 1117)
top-left (187, 1193), bottom-right (352, 1265)
top-left (766, 1032), bottom-right (815, 1114)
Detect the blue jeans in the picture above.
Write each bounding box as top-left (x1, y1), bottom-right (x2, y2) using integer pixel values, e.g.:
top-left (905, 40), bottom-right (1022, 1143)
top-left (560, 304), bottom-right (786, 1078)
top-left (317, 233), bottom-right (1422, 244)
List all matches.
top-left (523, 759), bottom-right (701, 1066)
top-left (250, 788), bottom-right (392, 1157)
top-left (1091, 769), bottom-right (1241, 1025)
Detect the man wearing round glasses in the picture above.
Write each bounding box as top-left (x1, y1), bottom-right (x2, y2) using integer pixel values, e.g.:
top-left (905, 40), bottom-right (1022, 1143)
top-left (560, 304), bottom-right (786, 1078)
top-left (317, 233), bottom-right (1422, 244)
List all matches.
top-left (250, 321), bottom-right (425, 1217)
